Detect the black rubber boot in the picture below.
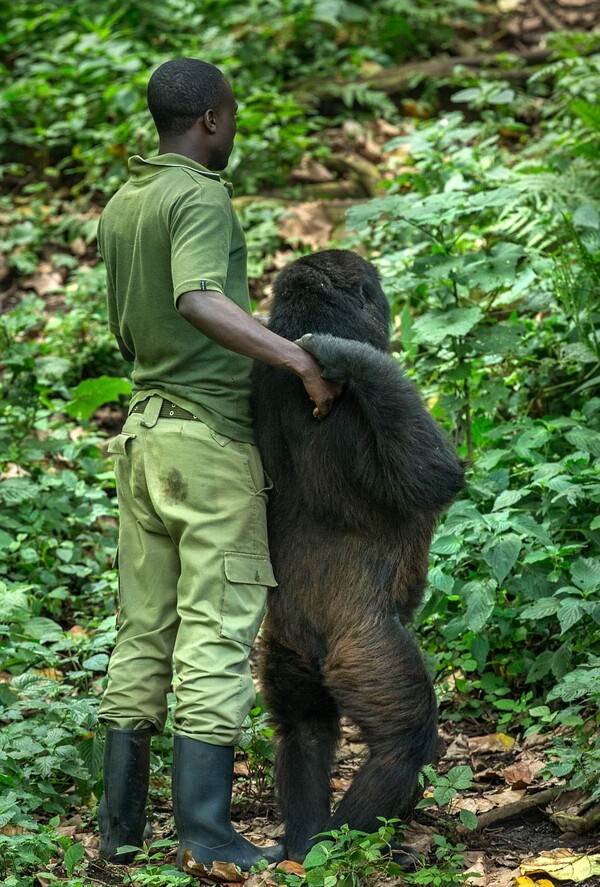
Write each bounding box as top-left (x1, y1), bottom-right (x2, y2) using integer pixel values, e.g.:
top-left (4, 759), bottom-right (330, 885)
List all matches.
top-left (98, 727), bottom-right (152, 863)
top-left (172, 735), bottom-right (285, 870)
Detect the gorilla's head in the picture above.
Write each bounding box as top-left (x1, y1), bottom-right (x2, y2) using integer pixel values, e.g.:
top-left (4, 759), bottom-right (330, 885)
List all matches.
top-left (268, 249), bottom-right (391, 351)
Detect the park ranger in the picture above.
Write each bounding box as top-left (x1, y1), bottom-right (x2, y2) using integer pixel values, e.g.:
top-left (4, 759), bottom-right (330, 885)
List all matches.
top-left (96, 57), bottom-right (338, 870)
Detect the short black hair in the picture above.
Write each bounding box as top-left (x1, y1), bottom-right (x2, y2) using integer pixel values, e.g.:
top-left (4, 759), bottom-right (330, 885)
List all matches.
top-left (147, 58), bottom-right (228, 136)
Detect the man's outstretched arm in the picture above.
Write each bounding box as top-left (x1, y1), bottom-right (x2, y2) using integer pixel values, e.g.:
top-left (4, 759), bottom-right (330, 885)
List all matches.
top-left (177, 289), bottom-right (340, 418)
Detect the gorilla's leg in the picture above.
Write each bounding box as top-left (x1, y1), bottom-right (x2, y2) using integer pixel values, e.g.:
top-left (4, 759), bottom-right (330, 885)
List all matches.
top-left (323, 617), bottom-right (437, 835)
top-left (262, 635), bottom-right (341, 861)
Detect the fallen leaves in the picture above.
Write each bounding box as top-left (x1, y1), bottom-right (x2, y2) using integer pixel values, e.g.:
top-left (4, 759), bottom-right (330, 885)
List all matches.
top-left (180, 850), bottom-right (248, 883)
top-left (520, 848), bottom-right (600, 882)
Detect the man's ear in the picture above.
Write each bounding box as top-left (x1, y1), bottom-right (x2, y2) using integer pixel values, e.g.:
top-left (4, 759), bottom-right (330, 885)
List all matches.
top-left (203, 108), bottom-right (217, 133)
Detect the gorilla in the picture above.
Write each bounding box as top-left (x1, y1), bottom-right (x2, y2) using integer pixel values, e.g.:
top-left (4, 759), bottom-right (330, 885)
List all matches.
top-left (251, 249), bottom-right (465, 862)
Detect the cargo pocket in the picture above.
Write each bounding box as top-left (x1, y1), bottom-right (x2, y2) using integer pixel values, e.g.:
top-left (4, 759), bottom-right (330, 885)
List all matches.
top-left (221, 552), bottom-right (278, 647)
top-left (107, 432), bottom-right (136, 456)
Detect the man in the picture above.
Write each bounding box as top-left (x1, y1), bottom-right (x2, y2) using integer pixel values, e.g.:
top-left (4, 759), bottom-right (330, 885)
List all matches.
top-left (96, 57), bottom-right (338, 871)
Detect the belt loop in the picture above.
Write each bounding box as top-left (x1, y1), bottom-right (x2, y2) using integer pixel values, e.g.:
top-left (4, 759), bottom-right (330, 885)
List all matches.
top-left (140, 395), bottom-right (163, 428)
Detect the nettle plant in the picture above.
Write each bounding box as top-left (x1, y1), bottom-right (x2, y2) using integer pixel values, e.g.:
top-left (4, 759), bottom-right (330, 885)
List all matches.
top-left (344, 84), bottom-right (600, 722)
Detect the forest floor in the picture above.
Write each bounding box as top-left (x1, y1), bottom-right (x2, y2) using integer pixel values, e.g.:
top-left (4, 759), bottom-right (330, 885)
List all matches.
top-left (38, 701), bottom-right (600, 887)
top-left (36, 649), bottom-right (600, 887)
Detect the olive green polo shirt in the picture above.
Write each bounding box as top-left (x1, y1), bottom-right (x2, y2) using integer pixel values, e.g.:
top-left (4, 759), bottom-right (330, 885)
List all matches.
top-left (98, 152), bottom-right (254, 442)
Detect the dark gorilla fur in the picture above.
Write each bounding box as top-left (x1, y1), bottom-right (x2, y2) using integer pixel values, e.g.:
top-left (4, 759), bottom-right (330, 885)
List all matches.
top-left (251, 249), bottom-right (465, 862)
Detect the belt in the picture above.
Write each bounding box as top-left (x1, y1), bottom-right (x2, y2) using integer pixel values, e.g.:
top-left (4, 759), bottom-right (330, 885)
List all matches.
top-left (131, 401), bottom-right (199, 420)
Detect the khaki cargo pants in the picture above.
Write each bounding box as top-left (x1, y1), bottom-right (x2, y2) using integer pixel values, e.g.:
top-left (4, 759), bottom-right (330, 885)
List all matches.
top-left (98, 395), bottom-right (276, 745)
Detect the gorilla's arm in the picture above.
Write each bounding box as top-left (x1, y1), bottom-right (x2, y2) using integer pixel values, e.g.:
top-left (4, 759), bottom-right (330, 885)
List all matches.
top-left (286, 334), bottom-right (465, 516)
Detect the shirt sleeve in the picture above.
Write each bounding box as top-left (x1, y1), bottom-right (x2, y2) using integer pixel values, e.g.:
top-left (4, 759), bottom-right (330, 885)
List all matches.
top-left (169, 186), bottom-right (232, 303)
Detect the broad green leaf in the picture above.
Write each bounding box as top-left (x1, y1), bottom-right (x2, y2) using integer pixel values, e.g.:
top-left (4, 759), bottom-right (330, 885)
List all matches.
top-left (570, 557), bottom-right (600, 592)
top-left (483, 534), bottom-right (522, 584)
top-left (565, 428), bottom-right (600, 456)
top-left (304, 841), bottom-right (331, 868)
top-left (572, 203), bottom-right (600, 229)
top-left (64, 841), bottom-right (85, 876)
top-left (514, 427), bottom-right (550, 458)
top-left (430, 535), bottom-right (463, 555)
top-left (463, 580), bottom-right (496, 632)
top-left (470, 634), bottom-right (489, 670)
top-left (411, 307), bottom-right (483, 346)
top-left (427, 567), bottom-right (455, 594)
top-left (489, 88), bottom-right (515, 104)
top-left (82, 653), bottom-right (109, 672)
top-left (459, 808), bottom-right (478, 830)
top-left (451, 87), bottom-right (481, 103)
top-left (433, 786), bottom-right (456, 806)
top-left (0, 584), bottom-right (29, 621)
top-left (446, 765), bottom-right (473, 790)
top-left (551, 643), bottom-right (573, 679)
top-left (557, 598), bottom-right (585, 634)
top-left (0, 478), bottom-right (40, 505)
top-left (66, 376), bottom-right (132, 422)
top-left (521, 598), bottom-right (559, 620)
top-left (526, 650), bottom-right (553, 683)
top-left (492, 489), bottom-right (526, 511)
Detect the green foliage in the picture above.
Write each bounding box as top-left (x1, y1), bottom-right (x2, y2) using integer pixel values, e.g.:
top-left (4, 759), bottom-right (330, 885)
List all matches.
top-left (0, 0), bottom-right (482, 197)
top-left (345, 69), bottom-right (600, 737)
top-left (66, 375), bottom-right (132, 421)
top-left (2, 7), bottom-right (600, 882)
top-left (238, 703), bottom-right (277, 801)
top-left (123, 841), bottom-right (191, 886)
top-left (419, 765), bottom-right (477, 831)
top-left (272, 820), bottom-right (411, 886)
top-left (402, 835), bottom-right (472, 886)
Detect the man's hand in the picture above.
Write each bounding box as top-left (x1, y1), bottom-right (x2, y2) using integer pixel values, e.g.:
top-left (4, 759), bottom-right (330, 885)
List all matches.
top-left (296, 350), bottom-right (341, 419)
top-left (177, 289), bottom-right (341, 418)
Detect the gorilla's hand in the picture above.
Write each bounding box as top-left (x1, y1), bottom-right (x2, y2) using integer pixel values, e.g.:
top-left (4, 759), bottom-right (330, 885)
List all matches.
top-left (295, 333), bottom-right (354, 384)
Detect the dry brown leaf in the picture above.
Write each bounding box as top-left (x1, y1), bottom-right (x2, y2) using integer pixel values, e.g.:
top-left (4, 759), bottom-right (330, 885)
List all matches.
top-left (278, 203), bottom-right (333, 250)
top-left (502, 754), bottom-right (545, 788)
top-left (245, 873), bottom-right (279, 887)
top-left (290, 158), bottom-right (334, 184)
top-left (0, 463), bottom-right (31, 479)
top-left (0, 825), bottom-right (29, 836)
top-left (448, 795), bottom-right (495, 815)
top-left (443, 733), bottom-right (470, 760)
top-left (181, 849), bottom-right (248, 881)
top-left (467, 732), bottom-right (516, 754)
top-left (70, 236), bottom-right (88, 257)
top-left (485, 868), bottom-right (520, 887)
top-left (373, 118), bottom-right (403, 141)
top-left (34, 667), bottom-right (63, 682)
top-left (233, 760), bottom-right (250, 777)
top-left (463, 854), bottom-right (486, 883)
top-left (276, 860), bottom-right (306, 876)
top-left (520, 848), bottom-right (600, 881)
top-left (484, 787), bottom-right (526, 808)
top-left (548, 788), bottom-right (590, 815)
top-left (68, 625), bottom-right (89, 637)
top-left (402, 821), bottom-right (437, 853)
top-left (22, 266), bottom-right (64, 296)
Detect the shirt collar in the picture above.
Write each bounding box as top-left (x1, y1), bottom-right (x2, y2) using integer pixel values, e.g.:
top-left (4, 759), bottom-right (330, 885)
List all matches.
top-left (128, 153), bottom-right (233, 195)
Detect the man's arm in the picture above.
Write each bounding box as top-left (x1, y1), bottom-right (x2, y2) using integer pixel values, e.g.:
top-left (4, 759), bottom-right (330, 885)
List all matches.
top-left (177, 289), bottom-right (339, 418)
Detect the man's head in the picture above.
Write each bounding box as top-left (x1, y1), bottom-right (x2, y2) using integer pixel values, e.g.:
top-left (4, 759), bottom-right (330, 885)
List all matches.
top-left (147, 58), bottom-right (237, 170)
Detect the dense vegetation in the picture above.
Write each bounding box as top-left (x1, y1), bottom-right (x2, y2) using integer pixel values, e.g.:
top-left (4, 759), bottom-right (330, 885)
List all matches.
top-left (1, 1), bottom-right (599, 885)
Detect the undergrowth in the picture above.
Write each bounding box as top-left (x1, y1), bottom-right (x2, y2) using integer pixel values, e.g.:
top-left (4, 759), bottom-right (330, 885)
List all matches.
top-left (0, 6), bottom-right (599, 884)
